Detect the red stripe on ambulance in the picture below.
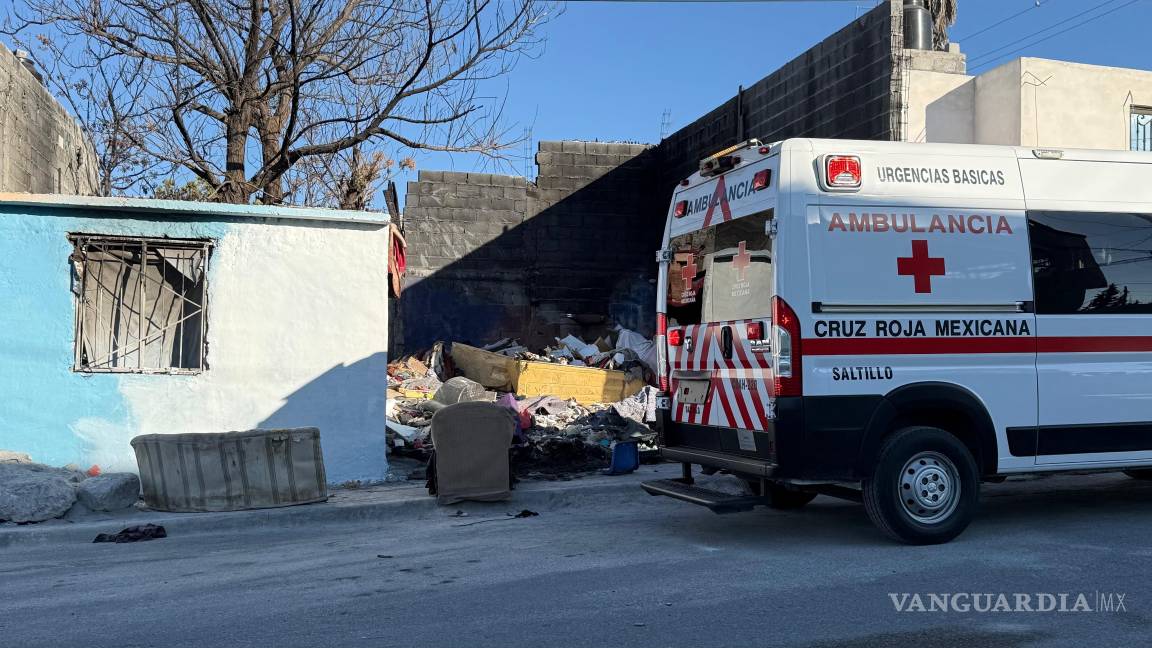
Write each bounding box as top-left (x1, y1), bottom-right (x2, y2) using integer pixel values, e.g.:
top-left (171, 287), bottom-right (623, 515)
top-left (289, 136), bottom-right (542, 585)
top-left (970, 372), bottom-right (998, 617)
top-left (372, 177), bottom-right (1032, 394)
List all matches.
top-left (803, 335), bottom-right (1152, 356)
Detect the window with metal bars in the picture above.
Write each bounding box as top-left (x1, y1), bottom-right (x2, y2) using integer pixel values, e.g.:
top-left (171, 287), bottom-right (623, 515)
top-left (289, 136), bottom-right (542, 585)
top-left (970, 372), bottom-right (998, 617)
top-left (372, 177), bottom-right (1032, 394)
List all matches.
top-left (1132, 107), bottom-right (1152, 152)
top-left (69, 235), bottom-right (212, 373)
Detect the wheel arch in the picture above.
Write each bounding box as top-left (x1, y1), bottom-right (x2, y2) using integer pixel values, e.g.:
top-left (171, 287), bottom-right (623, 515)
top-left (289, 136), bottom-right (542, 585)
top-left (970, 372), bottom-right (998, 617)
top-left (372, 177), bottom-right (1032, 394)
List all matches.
top-left (858, 382), bottom-right (999, 478)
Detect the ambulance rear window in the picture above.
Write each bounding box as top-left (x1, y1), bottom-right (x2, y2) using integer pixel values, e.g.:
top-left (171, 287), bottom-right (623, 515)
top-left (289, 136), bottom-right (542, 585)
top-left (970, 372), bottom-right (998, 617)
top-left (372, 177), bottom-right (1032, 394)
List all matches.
top-left (666, 211), bottom-right (773, 326)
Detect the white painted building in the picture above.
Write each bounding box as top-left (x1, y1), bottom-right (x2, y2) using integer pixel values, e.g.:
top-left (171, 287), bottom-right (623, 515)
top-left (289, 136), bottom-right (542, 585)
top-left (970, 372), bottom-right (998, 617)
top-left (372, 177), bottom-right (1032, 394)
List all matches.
top-left (0, 194), bottom-right (391, 484)
top-left (904, 50), bottom-right (1152, 152)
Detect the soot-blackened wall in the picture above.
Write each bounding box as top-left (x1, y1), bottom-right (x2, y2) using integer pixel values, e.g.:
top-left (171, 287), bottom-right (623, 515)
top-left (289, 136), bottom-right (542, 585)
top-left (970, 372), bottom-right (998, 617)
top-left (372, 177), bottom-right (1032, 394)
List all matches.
top-left (396, 1), bottom-right (902, 354)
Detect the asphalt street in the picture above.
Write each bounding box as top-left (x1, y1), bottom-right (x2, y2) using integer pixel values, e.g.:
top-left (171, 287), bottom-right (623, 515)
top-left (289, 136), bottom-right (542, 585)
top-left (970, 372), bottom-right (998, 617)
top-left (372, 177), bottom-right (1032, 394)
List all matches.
top-left (3, 470), bottom-right (1151, 648)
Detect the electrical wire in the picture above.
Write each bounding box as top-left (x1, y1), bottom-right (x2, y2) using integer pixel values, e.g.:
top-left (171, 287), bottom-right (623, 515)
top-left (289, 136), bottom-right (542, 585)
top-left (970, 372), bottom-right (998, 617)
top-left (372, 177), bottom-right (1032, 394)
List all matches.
top-left (968, 0), bottom-right (1142, 71)
top-left (953, 0), bottom-right (1052, 42)
top-left (968, 0), bottom-right (1128, 65)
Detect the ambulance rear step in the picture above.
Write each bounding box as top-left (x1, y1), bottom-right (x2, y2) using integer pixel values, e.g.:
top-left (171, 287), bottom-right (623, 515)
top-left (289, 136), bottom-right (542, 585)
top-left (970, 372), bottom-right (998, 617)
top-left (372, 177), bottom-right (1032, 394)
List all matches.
top-left (640, 479), bottom-right (764, 514)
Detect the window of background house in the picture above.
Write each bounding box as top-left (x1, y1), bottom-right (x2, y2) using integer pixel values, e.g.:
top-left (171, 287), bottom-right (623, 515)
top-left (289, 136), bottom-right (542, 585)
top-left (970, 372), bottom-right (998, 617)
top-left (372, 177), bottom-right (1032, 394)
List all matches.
top-left (70, 235), bottom-right (212, 373)
top-left (1132, 107), bottom-right (1152, 152)
top-left (1028, 211), bottom-right (1152, 314)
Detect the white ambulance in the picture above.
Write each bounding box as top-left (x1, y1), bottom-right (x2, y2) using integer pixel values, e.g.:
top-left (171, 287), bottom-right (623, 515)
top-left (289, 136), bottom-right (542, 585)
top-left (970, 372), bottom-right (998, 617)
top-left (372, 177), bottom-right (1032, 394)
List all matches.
top-left (641, 138), bottom-right (1152, 544)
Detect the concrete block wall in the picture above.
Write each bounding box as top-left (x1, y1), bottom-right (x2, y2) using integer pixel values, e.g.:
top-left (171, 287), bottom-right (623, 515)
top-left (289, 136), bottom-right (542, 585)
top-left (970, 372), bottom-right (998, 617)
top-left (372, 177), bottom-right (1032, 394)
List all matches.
top-left (398, 141), bottom-right (654, 353)
top-left (396, 1), bottom-right (903, 355)
top-left (526, 141), bottom-right (656, 344)
top-left (0, 43), bottom-right (99, 195)
top-left (656, 0), bottom-right (900, 190)
top-left (399, 171), bottom-right (531, 352)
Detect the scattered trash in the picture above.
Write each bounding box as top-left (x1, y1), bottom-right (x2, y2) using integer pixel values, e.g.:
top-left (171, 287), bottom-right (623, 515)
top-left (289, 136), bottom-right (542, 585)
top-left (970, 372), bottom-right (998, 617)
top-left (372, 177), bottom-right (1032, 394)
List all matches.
top-left (387, 325), bottom-right (662, 479)
top-left (93, 523), bottom-right (167, 544)
top-left (605, 440), bottom-right (640, 476)
top-left (452, 509), bottom-right (540, 527)
top-left (385, 420), bottom-right (424, 444)
top-left (433, 376), bottom-right (490, 405)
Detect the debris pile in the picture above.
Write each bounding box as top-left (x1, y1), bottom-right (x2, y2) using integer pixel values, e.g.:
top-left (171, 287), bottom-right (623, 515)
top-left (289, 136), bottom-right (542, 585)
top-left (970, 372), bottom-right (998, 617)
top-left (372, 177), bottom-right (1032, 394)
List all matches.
top-left (481, 329), bottom-right (656, 384)
top-left (387, 354), bottom-right (442, 400)
top-left (387, 327), bottom-right (662, 478)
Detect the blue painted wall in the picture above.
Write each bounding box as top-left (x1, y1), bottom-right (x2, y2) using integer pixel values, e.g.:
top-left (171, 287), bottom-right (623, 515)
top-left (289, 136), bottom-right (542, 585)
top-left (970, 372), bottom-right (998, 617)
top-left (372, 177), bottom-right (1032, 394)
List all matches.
top-left (0, 206), bottom-right (227, 468)
top-left (0, 202), bottom-right (390, 483)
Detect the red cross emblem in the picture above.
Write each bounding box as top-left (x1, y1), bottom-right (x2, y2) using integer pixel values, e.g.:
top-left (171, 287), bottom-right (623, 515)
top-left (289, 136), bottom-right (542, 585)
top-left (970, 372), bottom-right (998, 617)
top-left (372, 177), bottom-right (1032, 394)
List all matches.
top-left (732, 241), bottom-right (751, 281)
top-left (680, 256), bottom-right (697, 292)
top-left (897, 240), bottom-right (945, 293)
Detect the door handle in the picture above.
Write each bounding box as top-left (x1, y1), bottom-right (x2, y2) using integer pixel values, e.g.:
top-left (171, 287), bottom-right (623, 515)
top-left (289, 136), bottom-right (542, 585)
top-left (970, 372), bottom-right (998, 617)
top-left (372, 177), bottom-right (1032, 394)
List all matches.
top-left (721, 326), bottom-right (733, 359)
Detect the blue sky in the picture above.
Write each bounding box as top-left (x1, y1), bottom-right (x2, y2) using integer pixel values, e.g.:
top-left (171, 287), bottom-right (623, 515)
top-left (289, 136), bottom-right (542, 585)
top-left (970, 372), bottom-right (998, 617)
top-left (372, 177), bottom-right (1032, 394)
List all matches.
top-left (403, 0), bottom-right (1151, 200)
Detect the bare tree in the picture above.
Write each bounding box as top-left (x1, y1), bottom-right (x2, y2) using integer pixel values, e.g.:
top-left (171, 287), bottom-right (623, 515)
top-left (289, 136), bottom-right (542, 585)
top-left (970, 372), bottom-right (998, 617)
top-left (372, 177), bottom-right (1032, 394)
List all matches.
top-left (7, 0), bottom-right (551, 204)
top-left (286, 144), bottom-right (415, 210)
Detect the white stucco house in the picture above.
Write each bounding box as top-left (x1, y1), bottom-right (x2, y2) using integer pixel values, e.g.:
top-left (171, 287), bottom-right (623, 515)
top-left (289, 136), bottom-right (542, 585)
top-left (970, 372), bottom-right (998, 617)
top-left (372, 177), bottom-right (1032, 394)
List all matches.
top-left (903, 49), bottom-right (1152, 152)
top-left (0, 194), bottom-right (391, 484)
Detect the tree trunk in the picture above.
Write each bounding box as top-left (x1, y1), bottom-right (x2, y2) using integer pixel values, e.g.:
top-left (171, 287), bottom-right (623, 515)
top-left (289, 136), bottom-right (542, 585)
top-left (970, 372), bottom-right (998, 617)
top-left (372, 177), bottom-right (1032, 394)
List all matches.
top-left (217, 112), bottom-right (250, 203)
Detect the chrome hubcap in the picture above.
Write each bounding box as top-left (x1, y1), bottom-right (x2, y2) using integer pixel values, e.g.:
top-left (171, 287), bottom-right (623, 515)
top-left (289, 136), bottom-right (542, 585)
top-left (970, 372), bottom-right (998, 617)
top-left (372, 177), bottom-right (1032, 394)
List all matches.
top-left (899, 451), bottom-right (960, 524)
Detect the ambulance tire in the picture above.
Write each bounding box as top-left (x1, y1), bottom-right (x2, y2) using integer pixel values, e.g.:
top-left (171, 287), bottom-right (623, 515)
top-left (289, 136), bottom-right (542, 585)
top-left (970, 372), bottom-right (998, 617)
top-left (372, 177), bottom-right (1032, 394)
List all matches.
top-left (863, 427), bottom-right (979, 545)
top-left (1123, 469), bottom-right (1152, 480)
top-left (745, 480), bottom-right (818, 509)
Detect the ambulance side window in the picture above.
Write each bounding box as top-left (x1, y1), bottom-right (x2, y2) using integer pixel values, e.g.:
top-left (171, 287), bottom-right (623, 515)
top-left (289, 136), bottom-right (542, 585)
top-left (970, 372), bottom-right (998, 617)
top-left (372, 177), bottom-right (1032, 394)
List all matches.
top-left (1028, 211), bottom-right (1152, 314)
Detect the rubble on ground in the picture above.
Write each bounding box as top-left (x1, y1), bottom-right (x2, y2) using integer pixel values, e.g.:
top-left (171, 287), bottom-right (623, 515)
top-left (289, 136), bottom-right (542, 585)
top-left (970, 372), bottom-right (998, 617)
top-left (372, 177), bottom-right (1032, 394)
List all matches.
top-left (387, 326), bottom-right (662, 478)
top-left (77, 473), bottom-right (142, 512)
top-left (0, 464), bottom-right (77, 523)
top-left (479, 327), bottom-right (656, 383)
top-left (387, 354), bottom-right (442, 400)
top-left (0, 450), bottom-right (33, 464)
top-left (0, 457), bottom-right (141, 524)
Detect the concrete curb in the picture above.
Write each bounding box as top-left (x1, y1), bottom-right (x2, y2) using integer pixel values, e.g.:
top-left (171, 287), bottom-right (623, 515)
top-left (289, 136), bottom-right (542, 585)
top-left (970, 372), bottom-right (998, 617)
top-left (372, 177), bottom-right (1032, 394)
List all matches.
top-left (0, 464), bottom-right (677, 548)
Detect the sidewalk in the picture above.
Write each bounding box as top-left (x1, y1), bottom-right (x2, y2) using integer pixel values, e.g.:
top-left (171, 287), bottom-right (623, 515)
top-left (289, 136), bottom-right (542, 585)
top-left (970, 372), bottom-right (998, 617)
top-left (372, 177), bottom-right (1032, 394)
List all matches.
top-left (0, 463), bottom-right (680, 548)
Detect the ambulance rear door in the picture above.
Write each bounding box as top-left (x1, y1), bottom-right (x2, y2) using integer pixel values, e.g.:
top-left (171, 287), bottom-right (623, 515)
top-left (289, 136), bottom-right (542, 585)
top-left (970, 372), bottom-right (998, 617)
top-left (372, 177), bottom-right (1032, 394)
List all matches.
top-left (661, 153), bottom-right (779, 459)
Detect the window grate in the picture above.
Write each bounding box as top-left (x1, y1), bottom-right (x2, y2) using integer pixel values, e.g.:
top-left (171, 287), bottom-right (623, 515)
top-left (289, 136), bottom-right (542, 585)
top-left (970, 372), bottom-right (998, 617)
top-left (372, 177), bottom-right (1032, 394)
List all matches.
top-left (1132, 107), bottom-right (1152, 152)
top-left (70, 235), bottom-right (212, 373)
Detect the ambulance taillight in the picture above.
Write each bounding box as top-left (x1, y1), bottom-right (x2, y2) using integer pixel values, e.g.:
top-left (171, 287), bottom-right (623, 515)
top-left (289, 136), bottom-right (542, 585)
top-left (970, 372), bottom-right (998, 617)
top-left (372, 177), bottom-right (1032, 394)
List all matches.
top-left (667, 328), bottom-right (684, 347)
top-left (746, 321), bottom-right (764, 340)
top-left (674, 200), bottom-right (688, 218)
top-left (771, 296), bottom-right (802, 397)
top-left (824, 155), bottom-right (862, 190)
top-left (752, 169), bottom-right (771, 191)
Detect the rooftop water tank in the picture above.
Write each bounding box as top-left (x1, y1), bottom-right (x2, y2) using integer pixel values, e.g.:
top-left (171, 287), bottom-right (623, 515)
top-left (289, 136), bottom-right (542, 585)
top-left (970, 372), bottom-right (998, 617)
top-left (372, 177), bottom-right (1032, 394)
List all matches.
top-left (904, 0), bottom-right (933, 51)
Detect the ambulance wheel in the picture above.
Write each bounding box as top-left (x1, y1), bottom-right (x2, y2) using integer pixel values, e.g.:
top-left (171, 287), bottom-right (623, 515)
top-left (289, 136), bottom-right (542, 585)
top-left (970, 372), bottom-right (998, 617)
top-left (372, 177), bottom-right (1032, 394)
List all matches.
top-left (862, 427), bottom-right (979, 545)
top-left (1123, 469), bottom-right (1152, 480)
top-left (745, 480), bottom-right (818, 509)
